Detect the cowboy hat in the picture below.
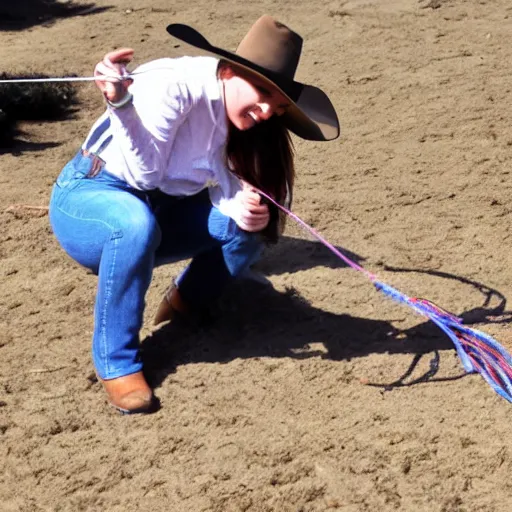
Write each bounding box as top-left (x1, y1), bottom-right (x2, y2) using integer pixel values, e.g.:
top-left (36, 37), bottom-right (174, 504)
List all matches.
top-left (166, 15), bottom-right (340, 141)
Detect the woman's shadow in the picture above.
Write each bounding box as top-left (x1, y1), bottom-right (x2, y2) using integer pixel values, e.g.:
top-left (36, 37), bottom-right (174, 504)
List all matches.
top-left (142, 236), bottom-right (511, 390)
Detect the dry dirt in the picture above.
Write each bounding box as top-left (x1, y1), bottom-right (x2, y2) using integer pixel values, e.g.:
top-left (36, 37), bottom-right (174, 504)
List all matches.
top-left (1, 1), bottom-right (512, 511)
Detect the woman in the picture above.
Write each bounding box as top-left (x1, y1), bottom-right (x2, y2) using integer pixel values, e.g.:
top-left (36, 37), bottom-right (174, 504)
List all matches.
top-left (49, 15), bottom-right (339, 414)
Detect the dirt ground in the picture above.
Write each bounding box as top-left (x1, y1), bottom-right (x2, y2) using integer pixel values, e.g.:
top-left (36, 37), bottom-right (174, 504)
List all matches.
top-left (1, 0), bottom-right (512, 510)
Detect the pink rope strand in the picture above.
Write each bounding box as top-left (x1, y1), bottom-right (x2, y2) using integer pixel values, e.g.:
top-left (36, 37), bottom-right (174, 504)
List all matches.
top-left (256, 189), bottom-right (376, 279)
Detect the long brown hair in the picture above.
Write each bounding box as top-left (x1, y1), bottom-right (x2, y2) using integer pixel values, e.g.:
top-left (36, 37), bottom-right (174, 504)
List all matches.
top-left (219, 62), bottom-right (295, 244)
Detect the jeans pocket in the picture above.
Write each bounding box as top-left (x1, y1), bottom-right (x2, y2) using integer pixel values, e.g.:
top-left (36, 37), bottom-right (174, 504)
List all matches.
top-left (55, 152), bottom-right (92, 191)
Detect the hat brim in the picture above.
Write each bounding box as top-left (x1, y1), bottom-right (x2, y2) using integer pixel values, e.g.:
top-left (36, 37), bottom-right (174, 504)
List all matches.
top-left (166, 23), bottom-right (340, 141)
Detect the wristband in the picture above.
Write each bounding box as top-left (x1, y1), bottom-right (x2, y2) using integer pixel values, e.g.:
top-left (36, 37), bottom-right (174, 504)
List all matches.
top-left (106, 92), bottom-right (133, 110)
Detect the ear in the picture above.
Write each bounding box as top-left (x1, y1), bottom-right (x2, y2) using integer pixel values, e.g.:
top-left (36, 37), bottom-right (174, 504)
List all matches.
top-left (217, 61), bottom-right (236, 80)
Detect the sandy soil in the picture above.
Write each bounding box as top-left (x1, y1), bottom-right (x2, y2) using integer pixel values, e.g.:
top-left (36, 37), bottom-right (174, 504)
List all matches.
top-left (1, 1), bottom-right (512, 510)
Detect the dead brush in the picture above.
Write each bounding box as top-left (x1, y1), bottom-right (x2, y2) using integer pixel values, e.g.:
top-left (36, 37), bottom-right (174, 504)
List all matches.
top-left (0, 1), bottom-right (100, 30)
top-left (0, 72), bottom-right (78, 148)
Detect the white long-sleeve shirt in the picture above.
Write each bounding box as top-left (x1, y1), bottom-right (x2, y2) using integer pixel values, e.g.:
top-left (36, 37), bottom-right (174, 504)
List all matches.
top-left (82, 56), bottom-right (244, 221)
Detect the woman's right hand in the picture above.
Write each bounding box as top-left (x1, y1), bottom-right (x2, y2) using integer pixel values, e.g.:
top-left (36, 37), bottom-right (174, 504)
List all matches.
top-left (94, 48), bottom-right (134, 103)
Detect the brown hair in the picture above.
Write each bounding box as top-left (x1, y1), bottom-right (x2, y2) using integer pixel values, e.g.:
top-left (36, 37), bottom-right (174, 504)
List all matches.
top-left (219, 61), bottom-right (295, 244)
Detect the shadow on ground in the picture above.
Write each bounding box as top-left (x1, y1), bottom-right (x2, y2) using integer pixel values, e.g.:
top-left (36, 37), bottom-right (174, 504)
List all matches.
top-left (255, 235), bottom-right (364, 274)
top-left (142, 280), bottom-right (489, 390)
top-left (0, 1), bottom-right (110, 30)
top-left (143, 247), bottom-right (511, 391)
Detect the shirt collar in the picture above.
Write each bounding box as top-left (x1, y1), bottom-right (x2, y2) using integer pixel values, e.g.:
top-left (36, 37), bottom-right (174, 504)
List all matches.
top-left (203, 64), bottom-right (227, 139)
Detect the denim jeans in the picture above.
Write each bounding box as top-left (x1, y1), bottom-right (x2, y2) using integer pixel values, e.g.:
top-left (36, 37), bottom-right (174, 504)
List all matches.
top-left (49, 151), bottom-right (263, 379)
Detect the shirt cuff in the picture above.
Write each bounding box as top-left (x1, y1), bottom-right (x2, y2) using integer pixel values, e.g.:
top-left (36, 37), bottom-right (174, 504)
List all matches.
top-left (106, 92), bottom-right (133, 110)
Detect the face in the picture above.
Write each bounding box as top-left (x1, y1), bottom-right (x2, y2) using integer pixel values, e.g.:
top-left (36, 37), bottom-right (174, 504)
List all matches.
top-left (221, 71), bottom-right (291, 131)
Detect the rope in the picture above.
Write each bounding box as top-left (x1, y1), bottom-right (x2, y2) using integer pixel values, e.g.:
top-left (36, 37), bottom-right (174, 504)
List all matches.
top-left (0, 76), bottom-right (101, 84)
top-left (0, 68), bottom-right (190, 84)
top-left (257, 189), bottom-right (374, 278)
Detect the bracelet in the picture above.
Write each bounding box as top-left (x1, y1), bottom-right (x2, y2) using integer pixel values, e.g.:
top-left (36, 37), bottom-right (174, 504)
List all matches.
top-left (106, 92), bottom-right (133, 110)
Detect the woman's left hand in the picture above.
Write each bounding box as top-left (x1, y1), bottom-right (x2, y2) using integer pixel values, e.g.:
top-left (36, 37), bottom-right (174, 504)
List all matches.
top-left (234, 182), bottom-right (270, 232)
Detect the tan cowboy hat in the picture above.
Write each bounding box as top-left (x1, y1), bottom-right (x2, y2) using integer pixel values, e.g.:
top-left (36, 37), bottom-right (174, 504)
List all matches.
top-left (166, 15), bottom-right (340, 141)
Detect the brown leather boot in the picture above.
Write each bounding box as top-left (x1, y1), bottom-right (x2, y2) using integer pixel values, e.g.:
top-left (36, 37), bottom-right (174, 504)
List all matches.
top-left (153, 283), bottom-right (189, 326)
top-left (100, 371), bottom-right (157, 414)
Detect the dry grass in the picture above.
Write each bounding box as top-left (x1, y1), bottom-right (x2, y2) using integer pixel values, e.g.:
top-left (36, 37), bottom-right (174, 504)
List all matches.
top-left (0, 73), bottom-right (78, 148)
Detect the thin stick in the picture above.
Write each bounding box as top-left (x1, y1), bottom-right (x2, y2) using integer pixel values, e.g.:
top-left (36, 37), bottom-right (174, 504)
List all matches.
top-left (4, 204), bottom-right (49, 212)
top-left (27, 366), bottom-right (71, 374)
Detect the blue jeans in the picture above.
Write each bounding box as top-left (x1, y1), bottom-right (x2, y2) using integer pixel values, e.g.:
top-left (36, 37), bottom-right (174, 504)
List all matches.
top-left (49, 151), bottom-right (263, 379)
